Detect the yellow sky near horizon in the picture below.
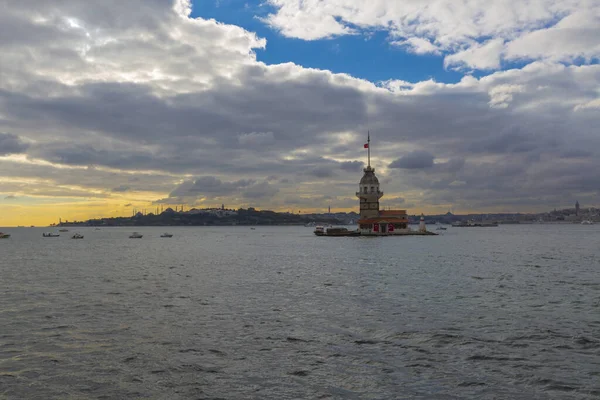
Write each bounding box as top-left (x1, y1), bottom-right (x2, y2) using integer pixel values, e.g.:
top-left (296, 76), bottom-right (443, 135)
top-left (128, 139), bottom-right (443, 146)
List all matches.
top-left (0, 201), bottom-right (134, 227)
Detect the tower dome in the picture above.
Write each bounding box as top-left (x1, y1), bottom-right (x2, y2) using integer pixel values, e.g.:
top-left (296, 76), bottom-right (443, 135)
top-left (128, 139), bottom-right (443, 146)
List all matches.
top-left (360, 167), bottom-right (379, 185)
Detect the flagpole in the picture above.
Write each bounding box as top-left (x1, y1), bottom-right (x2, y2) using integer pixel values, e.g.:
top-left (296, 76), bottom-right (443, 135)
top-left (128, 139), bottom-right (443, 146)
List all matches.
top-left (367, 131), bottom-right (371, 168)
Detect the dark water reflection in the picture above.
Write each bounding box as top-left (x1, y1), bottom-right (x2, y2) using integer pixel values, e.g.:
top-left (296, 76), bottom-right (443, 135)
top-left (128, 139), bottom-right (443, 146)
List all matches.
top-left (1, 225), bottom-right (599, 399)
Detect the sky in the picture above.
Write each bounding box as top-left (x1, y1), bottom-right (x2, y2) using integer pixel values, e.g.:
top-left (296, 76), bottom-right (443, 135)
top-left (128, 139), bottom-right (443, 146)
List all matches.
top-left (0, 0), bottom-right (599, 226)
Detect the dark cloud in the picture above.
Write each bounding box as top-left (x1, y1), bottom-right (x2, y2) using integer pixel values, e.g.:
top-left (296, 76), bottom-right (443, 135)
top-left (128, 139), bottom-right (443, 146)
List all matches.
top-left (339, 161), bottom-right (364, 172)
top-left (389, 151), bottom-right (435, 169)
top-left (169, 176), bottom-right (256, 199)
top-left (559, 149), bottom-right (593, 159)
top-left (466, 129), bottom-right (559, 155)
top-left (4, 195), bottom-right (16, 200)
top-left (307, 167), bottom-right (336, 178)
top-left (242, 181), bottom-right (279, 199)
top-left (434, 158), bottom-right (465, 173)
top-left (0, 133), bottom-right (29, 155)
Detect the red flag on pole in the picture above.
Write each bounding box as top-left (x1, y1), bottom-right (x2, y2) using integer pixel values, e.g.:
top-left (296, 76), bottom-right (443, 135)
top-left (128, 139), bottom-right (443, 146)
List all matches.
top-left (364, 143), bottom-right (369, 148)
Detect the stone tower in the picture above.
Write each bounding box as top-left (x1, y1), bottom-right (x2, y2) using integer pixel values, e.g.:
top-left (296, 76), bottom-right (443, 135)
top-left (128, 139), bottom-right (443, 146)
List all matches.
top-left (356, 133), bottom-right (383, 219)
top-left (357, 166), bottom-right (384, 219)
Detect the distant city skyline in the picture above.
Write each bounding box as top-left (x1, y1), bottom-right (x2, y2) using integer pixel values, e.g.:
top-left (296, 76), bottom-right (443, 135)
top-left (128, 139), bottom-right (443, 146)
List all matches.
top-left (1, 1), bottom-right (599, 226)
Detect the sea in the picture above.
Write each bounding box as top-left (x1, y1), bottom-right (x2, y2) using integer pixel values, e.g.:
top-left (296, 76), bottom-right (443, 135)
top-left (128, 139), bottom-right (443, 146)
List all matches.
top-left (1, 224), bottom-right (599, 399)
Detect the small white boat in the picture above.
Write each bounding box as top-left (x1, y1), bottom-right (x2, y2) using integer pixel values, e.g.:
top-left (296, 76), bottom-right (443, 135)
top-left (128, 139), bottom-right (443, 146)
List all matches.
top-left (314, 226), bottom-right (325, 235)
top-left (129, 232), bottom-right (143, 238)
top-left (43, 232), bottom-right (60, 237)
top-left (160, 233), bottom-right (173, 238)
top-left (71, 233), bottom-right (84, 239)
top-left (581, 220), bottom-right (594, 225)
top-left (0, 232), bottom-right (10, 239)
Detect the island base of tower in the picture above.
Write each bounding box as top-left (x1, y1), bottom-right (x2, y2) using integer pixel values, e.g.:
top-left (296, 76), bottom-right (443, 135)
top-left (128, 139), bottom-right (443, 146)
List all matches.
top-left (358, 230), bottom-right (438, 236)
top-left (314, 228), bottom-right (438, 237)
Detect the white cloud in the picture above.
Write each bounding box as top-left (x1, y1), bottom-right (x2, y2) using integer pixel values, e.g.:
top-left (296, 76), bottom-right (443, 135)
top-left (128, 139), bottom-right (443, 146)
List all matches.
top-left (505, 10), bottom-right (600, 63)
top-left (395, 37), bottom-right (441, 55)
top-left (263, 0), bottom-right (599, 70)
top-left (488, 84), bottom-right (525, 109)
top-left (444, 39), bottom-right (505, 70)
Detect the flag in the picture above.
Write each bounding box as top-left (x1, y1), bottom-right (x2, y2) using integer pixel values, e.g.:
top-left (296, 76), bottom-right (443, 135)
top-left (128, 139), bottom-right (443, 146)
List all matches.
top-left (364, 143), bottom-right (369, 148)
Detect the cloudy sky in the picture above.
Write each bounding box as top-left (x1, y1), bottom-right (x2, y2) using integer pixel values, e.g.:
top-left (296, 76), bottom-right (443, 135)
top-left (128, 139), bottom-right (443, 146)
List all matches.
top-left (0, 0), bottom-right (599, 226)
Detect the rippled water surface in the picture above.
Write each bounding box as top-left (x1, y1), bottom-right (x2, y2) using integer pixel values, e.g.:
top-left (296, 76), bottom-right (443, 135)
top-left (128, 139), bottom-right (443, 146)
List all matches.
top-left (1, 225), bottom-right (599, 399)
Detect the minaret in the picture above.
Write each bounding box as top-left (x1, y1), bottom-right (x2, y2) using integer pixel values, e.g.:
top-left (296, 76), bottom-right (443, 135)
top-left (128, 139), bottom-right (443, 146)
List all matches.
top-left (356, 132), bottom-right (383, 220)
top-left (575, 201), bottom-right (580, 216)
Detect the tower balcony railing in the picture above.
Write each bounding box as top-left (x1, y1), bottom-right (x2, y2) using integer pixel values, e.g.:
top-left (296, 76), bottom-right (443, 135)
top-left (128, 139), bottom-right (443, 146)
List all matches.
top-left (356, 190), bottom-right (384, 197)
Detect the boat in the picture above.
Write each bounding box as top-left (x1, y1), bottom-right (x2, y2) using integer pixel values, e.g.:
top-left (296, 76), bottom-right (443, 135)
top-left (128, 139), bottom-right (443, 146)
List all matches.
top-left (0, 232), bottom-right (10, 239)
top-left (315, 226), bottom-right (361, 237)
top-left (71, 233), bottom-right (84, 239)
top-left (436, 226), bottom-right (447, 230)
top-left (581, 220), bottom-right (594, 225)
top-left (452, 221), bottom-right (498, 227)
top-left (129, 232), bottom-right (143, 238)
top-left (59, 229), bottom-right (69, 232)
top-left (43, 232), bottom-right (60, 237)
top-left (160, 233), bottom-right (173, 238)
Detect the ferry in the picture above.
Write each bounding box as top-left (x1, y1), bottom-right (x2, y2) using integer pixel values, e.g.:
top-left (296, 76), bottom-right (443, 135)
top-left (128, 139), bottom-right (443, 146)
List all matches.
top-left (43, 232), bottom-right (60, 237)
top-left (129, 232), bottom-right (143, 238)
top-left (452, 221), bottom-right (498, 227)
top-left (314, 226), bottom-right (360, 237)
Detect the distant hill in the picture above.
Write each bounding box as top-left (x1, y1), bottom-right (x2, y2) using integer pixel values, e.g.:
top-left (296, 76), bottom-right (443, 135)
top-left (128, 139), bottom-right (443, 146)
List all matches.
top-left (56, 208), bottom-right (349, 227)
